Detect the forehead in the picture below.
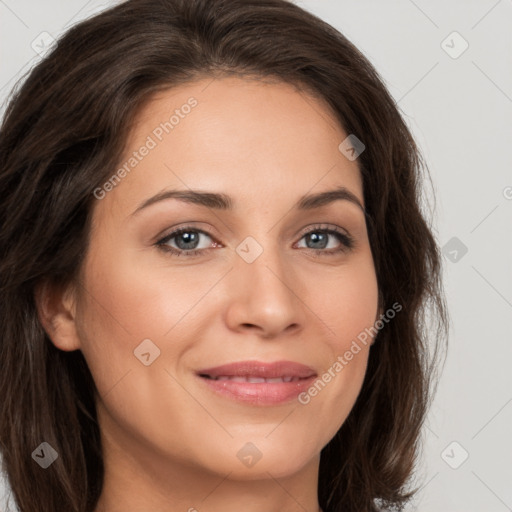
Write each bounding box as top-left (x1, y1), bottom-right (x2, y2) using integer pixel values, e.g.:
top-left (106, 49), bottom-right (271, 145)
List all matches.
top-left (100, 76), bottom-right (364, 217)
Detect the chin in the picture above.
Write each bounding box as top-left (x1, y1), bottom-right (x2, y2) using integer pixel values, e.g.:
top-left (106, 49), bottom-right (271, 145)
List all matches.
top-left (198, 439), bottom-right (318, 480)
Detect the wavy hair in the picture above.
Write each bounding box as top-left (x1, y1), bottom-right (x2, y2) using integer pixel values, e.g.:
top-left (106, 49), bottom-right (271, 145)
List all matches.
top-left (0, 0), bottom-right (448, 511)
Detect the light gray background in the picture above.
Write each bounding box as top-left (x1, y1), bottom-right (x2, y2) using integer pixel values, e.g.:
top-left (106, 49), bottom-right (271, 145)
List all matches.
top-left (1, 1), bottom-right (511, 511)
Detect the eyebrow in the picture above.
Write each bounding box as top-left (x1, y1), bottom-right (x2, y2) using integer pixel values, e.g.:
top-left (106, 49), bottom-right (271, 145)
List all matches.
top-left (130, 185), bottom-right (366, 217)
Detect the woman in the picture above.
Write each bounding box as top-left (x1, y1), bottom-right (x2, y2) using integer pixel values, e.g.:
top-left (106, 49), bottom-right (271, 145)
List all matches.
top-left (0, 0), bottom-right (448, 511)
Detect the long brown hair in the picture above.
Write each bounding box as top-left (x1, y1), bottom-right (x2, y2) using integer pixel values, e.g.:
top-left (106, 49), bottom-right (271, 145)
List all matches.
top-left (0, 1), bottom-right (448, 511)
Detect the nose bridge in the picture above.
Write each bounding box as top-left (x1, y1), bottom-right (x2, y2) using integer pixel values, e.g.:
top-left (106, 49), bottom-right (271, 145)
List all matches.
top-left (235, 233), bottom-right (288, 290)
top-left (226, 232), bottom-right (301, 335)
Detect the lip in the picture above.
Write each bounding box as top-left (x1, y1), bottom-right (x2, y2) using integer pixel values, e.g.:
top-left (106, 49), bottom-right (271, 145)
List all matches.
top-left (196, 360), bottom-right (317, 379)
top-left (196, 360), bottom-right (317, 406)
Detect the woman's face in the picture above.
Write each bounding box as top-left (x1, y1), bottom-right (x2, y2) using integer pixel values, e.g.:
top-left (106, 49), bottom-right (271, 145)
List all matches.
top-left (68, 76), bottom-right (379, 485)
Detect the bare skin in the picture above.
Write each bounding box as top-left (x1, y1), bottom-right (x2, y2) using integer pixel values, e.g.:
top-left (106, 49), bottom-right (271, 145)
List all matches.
top-left (37, 76), bottom-right (380, 512)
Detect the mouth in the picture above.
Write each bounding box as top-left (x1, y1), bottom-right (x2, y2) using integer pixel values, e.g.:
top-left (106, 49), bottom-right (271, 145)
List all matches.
top-left (195, 360), bottom-right (317, 405)
top-left (199, 375), bottom-right (309, 383)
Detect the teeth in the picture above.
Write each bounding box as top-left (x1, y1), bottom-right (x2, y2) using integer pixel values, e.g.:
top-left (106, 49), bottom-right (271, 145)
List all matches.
top-left (209, 375), bottom-right (303, 383)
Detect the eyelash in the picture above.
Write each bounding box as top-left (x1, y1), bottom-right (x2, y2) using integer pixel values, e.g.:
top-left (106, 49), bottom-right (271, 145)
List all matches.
top-left (155, 224), bottom-right (355, 258)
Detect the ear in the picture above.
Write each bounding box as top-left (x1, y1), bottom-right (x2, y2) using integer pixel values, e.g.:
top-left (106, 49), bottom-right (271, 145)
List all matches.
top-left (34, 279), bottom-right (81, 351)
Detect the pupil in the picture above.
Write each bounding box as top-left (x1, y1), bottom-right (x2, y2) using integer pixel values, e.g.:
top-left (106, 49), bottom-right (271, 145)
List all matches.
top-left (177, 231), bottom-right (199, 250)
top-left (308, 232), bottom-right (327, 249)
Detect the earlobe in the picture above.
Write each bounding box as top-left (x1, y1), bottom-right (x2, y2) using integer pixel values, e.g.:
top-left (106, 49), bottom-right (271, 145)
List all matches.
top-left (34, 279), bottom-right (81, 352)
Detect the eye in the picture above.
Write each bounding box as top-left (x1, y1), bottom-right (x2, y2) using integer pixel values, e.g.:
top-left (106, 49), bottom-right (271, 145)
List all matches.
top-left (156, 227), bottom-right (219, 257)
top-left (295, 225), bottom-right (354, 256)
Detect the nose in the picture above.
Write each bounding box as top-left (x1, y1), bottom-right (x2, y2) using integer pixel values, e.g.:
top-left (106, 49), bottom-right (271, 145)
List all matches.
top-left (224, 244), bottom-right (303, 339)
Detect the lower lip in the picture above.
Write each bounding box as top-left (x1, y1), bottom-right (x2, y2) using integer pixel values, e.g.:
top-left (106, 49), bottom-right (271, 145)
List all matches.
top-left (197, 375), bottom-right (317, 405)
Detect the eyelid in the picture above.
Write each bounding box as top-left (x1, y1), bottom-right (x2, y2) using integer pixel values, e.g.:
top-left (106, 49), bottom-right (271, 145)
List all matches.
top-left (295, 222), bottom-right (350, 239)
top-left (154, 222), bottom-right (221, 244)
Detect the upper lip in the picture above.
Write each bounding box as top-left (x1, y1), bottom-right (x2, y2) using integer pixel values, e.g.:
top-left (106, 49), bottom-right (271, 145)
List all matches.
top-left (196, 360), bottom-right (317, 379)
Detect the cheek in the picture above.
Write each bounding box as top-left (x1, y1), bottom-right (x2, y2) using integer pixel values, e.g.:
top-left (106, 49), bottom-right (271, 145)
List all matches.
top-left (78, 244), bottom-right (210, 339)
top-left (75, 238), bottom-right (230, 402)
top-left (296, 253), bottom-right (378, 433)
top-left (305, 252), bottom-right (379, 351)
